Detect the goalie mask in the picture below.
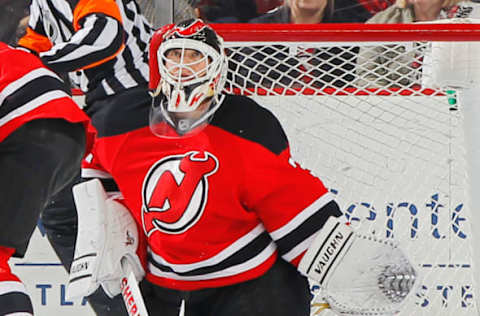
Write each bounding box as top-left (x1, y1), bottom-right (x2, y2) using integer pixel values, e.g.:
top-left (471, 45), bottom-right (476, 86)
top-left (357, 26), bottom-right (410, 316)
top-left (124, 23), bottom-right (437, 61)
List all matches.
top-left (149, 19), bottom-right (227, 138)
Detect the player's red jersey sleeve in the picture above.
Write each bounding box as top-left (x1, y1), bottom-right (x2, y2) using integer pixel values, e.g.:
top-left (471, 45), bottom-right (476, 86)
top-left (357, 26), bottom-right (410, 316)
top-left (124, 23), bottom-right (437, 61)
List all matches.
top-left (0, 43), bottom-right (93, 149)
top-left (81, 133), bottom-right (149, 271)
top-left (237, 108), bottom-right (342, 267)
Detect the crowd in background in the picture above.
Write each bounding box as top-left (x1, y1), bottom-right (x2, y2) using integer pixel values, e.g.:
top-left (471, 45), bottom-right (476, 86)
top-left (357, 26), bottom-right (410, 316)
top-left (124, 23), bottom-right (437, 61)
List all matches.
top-left (2, 0), bottom-right (477, 46)
top-left (2, 0), bottom-right (477, 98)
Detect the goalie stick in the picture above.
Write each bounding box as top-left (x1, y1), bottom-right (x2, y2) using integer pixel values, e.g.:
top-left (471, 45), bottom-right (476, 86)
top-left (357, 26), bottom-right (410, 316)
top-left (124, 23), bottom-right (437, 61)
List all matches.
top-left (120, 257), bottom-right (149, 316)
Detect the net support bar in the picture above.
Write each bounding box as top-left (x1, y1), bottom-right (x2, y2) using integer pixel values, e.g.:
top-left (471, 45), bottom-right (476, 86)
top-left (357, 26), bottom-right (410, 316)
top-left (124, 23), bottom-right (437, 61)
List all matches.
top-left (462, 88), bottom-right (480, 315)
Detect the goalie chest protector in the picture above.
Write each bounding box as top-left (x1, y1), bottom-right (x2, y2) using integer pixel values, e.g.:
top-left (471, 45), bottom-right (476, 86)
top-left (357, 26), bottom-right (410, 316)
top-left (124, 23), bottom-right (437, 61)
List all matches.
top-left (92, 94), bottom-right (340, 290)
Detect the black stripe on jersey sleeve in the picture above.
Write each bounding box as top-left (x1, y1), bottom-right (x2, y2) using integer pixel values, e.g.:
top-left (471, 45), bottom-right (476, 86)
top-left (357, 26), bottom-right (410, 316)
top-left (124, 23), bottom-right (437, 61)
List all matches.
top-left (0, 292), bottom-right (33, 315)
top-left (41, 15), bottom-right (123, 74)
top-left (120, 35), bottom-right (147, 84)
top-left (142, 22), bottom-right (152, 38)
top-left (274, 200), bottom-right (343, 257)
top-left (148, 230), bottom-right (273, 277)
top-left (80, 176), bottom-right (119, 193)
top-left (123, 4), bottom-right (148, 54)
top-left (105, 69), bottom-right (126, 91)
top-left (0, 75), bottom-right (70, 117)
top-left (29, 4), bottom-right (48, 37)
top-left (46, 0), bottom-right (75, 35)
top-left (211, 95), bottom-right (288, 155)
top-left (42, 16), bottom-right (108, 62)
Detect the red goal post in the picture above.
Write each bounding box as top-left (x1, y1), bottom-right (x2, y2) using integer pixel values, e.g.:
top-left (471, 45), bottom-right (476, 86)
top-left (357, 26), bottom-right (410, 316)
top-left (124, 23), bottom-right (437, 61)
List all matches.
top-left (207, 23), bottom-right (480, 316)
top-left (214, 22), bottom-right (480, 42)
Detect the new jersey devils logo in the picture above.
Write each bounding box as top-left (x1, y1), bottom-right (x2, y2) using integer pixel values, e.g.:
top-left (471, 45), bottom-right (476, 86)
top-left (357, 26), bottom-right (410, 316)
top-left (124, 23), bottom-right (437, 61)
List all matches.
top-left (142, 151), bottom-right (219, 235)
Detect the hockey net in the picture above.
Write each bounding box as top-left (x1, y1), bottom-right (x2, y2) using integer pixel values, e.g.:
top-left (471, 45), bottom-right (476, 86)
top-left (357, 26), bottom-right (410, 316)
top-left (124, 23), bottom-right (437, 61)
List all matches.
top-left (213, 22), bottom-right (480, 316)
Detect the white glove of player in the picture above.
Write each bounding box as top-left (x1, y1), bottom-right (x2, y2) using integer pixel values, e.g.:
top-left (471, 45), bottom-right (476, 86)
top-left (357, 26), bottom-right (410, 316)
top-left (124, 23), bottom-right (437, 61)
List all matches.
top-left (67, 179), bottom-right (145, 299)
top-left (299, 217), bottom-right (418, 316)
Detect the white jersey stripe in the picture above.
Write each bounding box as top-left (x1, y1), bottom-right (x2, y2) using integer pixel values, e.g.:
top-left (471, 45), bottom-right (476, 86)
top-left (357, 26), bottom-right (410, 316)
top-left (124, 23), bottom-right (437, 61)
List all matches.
top-left (29, 3), bottom-right (41, 28)
top-left (26, 0), bottom-right (152, 100)
top-left (81, 168), bottom-right (113, 179)
top-left (0, 281), bottom-right (28, 296)
top-left (282, 233), bottom-right (316, 262)
top-left (149, 223), bottom-right (268, 273)
top-left (148, 242), bottom-right (276, 281)
top-left (115, 70), bottom-right (138, 90)
top-left (0, 68), bottom-right (60, 106)
top-left (270, 192), bottom-right (335, 240)
top-left (43, 16), bottom-right (119, 65)
top-left (0, 90), bottom-right (70, 127)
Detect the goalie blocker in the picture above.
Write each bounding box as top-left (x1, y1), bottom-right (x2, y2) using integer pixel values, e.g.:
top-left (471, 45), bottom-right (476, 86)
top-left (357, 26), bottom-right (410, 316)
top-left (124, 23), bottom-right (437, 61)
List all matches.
top-left (298, 217), bottom-right (418, 315)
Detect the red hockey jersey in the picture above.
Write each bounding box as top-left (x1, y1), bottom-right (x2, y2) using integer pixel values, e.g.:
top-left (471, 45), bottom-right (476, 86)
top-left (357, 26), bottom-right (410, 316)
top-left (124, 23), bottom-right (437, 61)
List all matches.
top-left (88, 94), bottom-right (341, 290)
top-left (0, 42), bottom-right (91, 144)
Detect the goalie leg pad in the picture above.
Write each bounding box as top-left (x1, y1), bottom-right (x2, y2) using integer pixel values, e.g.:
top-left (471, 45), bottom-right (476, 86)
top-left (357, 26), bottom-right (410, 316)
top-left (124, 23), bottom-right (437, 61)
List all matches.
top-left (67, 179), bottom-right (145, 300)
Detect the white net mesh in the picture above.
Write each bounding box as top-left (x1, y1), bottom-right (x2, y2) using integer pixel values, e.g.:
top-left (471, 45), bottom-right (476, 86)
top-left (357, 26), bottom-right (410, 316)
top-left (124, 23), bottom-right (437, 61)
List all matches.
top-left (219, 24), bottom-right (480, 315)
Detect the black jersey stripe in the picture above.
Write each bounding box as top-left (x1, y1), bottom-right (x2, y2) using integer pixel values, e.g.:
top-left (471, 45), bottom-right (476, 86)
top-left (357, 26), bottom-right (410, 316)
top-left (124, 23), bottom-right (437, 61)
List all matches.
top-left (40, 15), bottom-right (109, 63)
top-left (30, 4), bottom-right (48, 37)
top-left (123, 3), bottom-right (149, 53)
top-left (0, 75), bottom-right (70, 118)
top-left (148, 231), bottom-right (273, 277)
top-left (123, 0), bottom-right (136, 20)
top-left (105, 67), bottom-right (127, 92)
top-left (211, 95), bottom-right (289, 155)
top-left (80, 176), bottom-right (120, 193)
top-left (46, 0), bottom-right (75, 34)
top-left (274, 201), bottom-right (342, 257)
top-left (121, 44), bottom-right (147, 85)
top-left (42, 16), bottom-right (123, 74)
top-left (119, 2), bottom-right (149, 80)
top-left (25, 0), bottom-right (152, 103)
top-left (0, 292), bottom-right (33, 315)
top-left (44, 0), bottom-right (70, 42)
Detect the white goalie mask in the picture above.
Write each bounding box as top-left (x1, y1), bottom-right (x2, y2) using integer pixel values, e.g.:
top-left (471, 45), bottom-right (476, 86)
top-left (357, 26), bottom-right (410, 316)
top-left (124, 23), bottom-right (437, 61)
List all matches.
top-left (149, 19), bottom-right (227, 138)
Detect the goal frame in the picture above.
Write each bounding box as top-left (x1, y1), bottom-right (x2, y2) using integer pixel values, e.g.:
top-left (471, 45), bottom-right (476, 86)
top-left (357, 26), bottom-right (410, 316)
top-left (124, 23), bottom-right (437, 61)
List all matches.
top-left (210, 22), bottom-right (480, 315)
top-left (49, 23), bottom-right (480, 316)
top-left (212, 23), bottom-right (480, 42)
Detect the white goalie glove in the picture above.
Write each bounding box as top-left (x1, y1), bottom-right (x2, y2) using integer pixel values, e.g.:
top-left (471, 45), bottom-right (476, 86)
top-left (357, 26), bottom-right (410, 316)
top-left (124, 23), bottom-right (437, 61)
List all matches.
top-left (299, 217), bottom-right (418, 316)
top-left (66, 179), bottom-right (145, 300)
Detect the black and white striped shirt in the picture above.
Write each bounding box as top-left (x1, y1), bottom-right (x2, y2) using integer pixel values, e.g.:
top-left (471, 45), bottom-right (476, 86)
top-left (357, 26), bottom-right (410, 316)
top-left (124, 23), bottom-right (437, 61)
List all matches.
top-left (19, 0), bottom-right (153, 103)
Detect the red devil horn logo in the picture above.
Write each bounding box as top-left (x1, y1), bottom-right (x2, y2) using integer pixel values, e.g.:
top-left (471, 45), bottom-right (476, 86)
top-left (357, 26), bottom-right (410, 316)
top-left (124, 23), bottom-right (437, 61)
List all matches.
top-left (142, 151), bottom-right (218, 235)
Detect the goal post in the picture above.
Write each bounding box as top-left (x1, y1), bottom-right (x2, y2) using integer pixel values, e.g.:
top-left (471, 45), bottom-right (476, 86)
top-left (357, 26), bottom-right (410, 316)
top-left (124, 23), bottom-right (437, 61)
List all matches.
top-left (211, 22), bottom-right (480, 316)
